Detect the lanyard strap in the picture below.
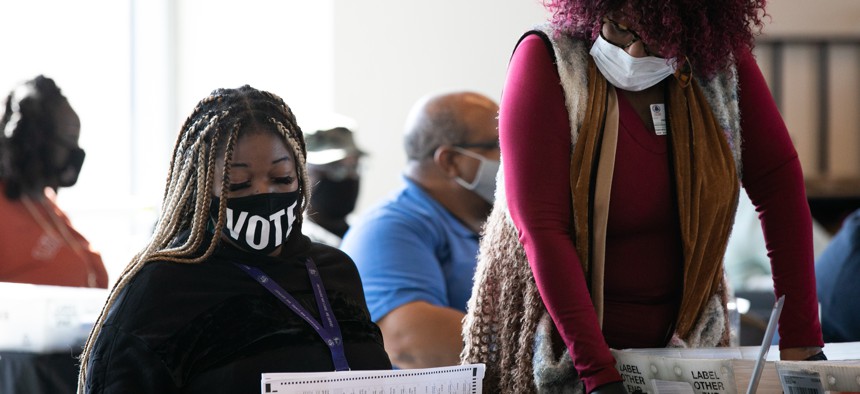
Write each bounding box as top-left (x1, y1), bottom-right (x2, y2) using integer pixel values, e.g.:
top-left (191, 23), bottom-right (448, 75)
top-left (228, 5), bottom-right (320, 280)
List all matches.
top-left (234, 258), bottom-right (350, 371)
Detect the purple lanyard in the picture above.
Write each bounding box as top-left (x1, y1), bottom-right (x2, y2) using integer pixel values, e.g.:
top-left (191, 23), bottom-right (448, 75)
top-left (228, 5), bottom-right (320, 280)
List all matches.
top-left (234, 258), bottom-right (350, 371)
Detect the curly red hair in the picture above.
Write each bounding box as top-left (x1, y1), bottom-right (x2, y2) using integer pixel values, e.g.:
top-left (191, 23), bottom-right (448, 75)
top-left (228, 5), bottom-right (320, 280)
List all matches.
top-left (543, 0), bottom-right (767, 77)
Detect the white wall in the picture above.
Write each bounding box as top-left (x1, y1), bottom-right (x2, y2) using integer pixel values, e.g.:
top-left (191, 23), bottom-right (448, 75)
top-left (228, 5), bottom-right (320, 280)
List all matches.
top-left (332, 0), bottom-right (548, 215)
top-left (174, 0), bottom-right (335, 125)
top-left (1, 0), bottom-right (546, 280)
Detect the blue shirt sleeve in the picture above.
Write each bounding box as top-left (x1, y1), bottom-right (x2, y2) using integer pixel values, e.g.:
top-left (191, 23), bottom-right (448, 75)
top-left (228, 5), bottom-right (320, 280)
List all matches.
top-left (342, 209), bottom-right (449, 322)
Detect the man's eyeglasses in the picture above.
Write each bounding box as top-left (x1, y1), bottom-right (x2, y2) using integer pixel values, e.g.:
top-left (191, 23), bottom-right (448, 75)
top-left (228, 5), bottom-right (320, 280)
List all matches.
top-left (600, 16), bottom-right (660, 58)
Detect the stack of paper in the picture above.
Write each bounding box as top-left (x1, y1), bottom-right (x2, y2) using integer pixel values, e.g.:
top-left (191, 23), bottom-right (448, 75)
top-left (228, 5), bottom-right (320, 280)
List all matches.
top-left (261, 363), bottom-right (485, 394)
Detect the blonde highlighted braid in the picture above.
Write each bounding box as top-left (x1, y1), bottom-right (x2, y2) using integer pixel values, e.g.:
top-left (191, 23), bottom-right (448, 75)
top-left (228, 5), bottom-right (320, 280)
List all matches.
top-left (76, 86), bottom-right (310, 393)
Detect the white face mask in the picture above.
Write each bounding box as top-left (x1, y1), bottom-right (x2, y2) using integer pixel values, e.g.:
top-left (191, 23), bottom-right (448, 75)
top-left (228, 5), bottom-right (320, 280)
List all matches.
top-left (452, 147), bottom-right (499, 204)
top-left (589, 35), bottom-right (675, 92)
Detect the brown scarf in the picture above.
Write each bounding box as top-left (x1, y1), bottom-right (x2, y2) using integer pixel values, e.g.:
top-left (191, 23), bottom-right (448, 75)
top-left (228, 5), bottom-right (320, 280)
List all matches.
top-left (570, 60), bottom-right (739, 340)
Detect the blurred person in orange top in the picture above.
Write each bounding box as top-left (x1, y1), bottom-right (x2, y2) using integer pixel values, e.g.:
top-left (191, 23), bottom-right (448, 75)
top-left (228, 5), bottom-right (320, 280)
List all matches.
top-left (0, 75), bottom-right (107, 288)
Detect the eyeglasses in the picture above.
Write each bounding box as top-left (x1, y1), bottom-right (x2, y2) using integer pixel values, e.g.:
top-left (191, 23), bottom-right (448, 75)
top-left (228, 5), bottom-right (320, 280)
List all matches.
top-left (453, 140), bottom-right (499, 151)
top-left (600, 16), bottom-right (660, 57)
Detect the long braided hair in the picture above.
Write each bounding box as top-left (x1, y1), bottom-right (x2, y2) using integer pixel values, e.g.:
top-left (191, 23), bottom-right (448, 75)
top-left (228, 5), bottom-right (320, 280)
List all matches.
top-left (76, 85), bottom-right (310, 392)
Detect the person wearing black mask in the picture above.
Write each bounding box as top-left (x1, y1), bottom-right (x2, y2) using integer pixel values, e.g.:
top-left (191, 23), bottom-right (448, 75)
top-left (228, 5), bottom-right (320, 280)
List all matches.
top-left (0, 75), bottom-right (108, 288)
top-left (303, 125), bottom-right (366, 247)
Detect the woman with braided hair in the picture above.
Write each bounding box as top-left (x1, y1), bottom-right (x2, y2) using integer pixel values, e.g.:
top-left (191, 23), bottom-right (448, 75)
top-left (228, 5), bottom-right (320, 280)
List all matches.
top-left (462, 0), bottom-right (825, 393)
top-left (79, 85), bottom-right (390, 393)
top-left (0, 75), bottom-right (107, 288)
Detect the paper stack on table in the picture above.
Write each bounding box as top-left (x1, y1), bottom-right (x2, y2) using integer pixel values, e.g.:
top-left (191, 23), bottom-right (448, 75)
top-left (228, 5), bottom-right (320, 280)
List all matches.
top-left (261, 363), bottom-right (485, 394)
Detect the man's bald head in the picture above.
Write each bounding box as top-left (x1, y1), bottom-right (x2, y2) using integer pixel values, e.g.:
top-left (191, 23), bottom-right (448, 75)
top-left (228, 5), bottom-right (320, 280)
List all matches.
top-left (403, 91), bottom-right (498, 162)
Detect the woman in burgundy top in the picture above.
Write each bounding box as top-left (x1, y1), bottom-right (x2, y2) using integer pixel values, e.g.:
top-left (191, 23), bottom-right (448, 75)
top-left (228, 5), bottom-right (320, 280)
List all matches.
top-left (462, 0), bottom-right (826, 393)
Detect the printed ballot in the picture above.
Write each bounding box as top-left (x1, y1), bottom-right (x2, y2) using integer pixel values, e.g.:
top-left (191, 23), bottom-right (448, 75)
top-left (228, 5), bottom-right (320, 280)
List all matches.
top-left (261, 363), bottom-right (485, 394)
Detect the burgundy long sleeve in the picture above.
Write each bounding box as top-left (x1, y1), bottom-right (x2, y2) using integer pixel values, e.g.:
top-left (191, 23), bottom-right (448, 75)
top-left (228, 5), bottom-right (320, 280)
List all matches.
top-left (501, 34), bottom-right (621, 391)
top-left (734, 50), bottom-right (824, 349)
top-left (500, 34), bottom-right (823, 393)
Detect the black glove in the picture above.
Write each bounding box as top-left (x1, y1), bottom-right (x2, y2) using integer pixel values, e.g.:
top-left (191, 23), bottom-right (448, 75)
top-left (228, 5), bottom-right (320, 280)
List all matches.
top-left (590, 381), bottom-right (631, 394)
top-left (805, 351), bottom-right (828, 361)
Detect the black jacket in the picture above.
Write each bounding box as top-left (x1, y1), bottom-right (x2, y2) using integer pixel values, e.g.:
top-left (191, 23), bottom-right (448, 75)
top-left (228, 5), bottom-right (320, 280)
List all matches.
top-left (85, 237), bottom-right (390, 393)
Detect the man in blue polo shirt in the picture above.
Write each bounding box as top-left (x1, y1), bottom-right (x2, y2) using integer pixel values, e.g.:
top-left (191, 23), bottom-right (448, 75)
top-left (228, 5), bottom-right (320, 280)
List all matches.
top-left (341, 91), bottom-right (499, 369)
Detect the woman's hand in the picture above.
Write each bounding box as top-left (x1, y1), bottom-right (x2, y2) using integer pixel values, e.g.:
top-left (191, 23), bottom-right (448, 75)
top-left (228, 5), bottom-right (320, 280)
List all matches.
top-left (780, 346), bottom-right (825, 360)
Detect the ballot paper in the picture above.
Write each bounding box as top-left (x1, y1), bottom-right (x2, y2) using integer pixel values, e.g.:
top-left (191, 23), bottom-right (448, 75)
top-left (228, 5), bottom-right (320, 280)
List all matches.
top-left (261, 363), bottom-right (485, 394)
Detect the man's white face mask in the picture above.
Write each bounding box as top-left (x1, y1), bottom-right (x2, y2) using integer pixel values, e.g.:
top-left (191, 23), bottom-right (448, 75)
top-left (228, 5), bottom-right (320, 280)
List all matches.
top-left (589, 34), bottom-right (676, 92)
top-left (452, 147), bottom-right (499, 204)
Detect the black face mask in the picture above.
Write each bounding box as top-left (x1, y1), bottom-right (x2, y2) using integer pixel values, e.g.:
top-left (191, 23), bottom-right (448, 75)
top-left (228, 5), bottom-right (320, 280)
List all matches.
top-left (210, 191), bottom-right (300, 255)
top-left (56, 147), bottom-right (85, 187)
top-left (311, 178), bottom-right (359, 219)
